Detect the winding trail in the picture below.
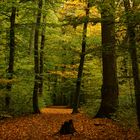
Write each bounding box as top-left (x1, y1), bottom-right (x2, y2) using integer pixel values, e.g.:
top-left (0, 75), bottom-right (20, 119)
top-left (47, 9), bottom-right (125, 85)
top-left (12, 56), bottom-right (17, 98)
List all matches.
top-left (0, 107), bottom-right (139, 140)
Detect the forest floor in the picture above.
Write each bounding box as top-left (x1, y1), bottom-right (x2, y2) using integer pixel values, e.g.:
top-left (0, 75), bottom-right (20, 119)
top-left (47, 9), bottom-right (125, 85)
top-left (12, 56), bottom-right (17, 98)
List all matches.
top-left (0, 107), bottom-right (140, 140)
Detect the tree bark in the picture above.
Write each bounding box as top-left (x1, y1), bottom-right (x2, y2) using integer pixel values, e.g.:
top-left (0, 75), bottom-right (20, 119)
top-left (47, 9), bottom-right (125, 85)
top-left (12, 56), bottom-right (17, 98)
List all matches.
top-left (95, 0), bottom-right (119, 118)
top-left (72, 2), bottom-right (89, 114)
top-left (33, 0), bottom-right (42, 113)
top-left (38, 14), bottom-right (46, 95)
top-left (123, 0), bottom-right (140, 128)
top-left (6, 6), bottom-right (16, 108)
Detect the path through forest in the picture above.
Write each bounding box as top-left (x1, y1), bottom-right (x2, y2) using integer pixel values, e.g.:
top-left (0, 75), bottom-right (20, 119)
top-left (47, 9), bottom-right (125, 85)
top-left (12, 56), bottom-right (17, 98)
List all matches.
top-left (0, 107), bottom-right (140, 140)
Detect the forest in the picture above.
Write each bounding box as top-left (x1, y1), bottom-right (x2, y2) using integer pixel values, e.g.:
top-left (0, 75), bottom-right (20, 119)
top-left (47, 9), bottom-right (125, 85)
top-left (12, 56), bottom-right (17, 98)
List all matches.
top-left (0, 0), bottom-right (140, 139)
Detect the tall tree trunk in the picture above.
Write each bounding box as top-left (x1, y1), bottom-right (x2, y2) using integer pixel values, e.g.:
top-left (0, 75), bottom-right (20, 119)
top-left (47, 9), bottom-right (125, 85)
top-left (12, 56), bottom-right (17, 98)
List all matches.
top-left (38, 14), bottom-right (46, 95)
top-left (123, 0), bottom-right (140, 128)
top-left (95, 0), bottom-right (119, 118)
top-left (33, 0), bottom-right (42, 114)
top-left (72, 2), bottom-right (89, 114)
top-left (5, 6), bottom-right (16, 108)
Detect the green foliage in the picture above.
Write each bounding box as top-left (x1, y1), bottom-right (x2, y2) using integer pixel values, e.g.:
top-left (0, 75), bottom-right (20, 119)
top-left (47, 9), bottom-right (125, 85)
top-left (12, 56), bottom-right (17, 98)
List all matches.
top-left (0, 0), bottom-right (139, 130)
top-left (114, 95), bottom-right (137, 129)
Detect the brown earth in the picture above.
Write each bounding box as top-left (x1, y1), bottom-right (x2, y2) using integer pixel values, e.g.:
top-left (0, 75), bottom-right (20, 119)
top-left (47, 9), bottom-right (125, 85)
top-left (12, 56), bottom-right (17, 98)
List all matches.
top-left (0, 107), bottom-right (140, 140)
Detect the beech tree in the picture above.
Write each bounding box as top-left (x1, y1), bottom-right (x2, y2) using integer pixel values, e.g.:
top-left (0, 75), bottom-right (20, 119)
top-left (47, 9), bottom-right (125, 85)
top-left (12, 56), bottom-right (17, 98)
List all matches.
top-left (95, 0), bottom-right (119, 117)
top-left (38, 14), bottom-right (46, 95)
top-left (33, 0), bottom-right (43, 113)
top-left (72, 1), bottom-right (90, 114)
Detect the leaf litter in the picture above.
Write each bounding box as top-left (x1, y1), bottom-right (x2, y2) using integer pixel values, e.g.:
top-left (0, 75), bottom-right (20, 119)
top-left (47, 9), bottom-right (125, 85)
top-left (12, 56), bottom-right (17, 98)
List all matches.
top-left (0, 107), bottom-right (140, 140)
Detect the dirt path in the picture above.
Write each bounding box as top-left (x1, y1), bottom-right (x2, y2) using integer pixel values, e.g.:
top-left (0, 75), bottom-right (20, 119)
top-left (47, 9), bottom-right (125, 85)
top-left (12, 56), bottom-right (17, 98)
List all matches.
top-left (0, 107), bottom-right (139, 140)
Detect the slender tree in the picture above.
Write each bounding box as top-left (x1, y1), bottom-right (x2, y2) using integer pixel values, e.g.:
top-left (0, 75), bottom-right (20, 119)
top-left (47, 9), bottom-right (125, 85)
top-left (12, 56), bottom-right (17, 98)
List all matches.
top-left (123, 0), bottom-right (140, 128)
top-left (72, 1), bottom-right (90, 113)
top-left (38, 14), bottom-right (46, 95)
top-left (33, 0), bottom-right (43, 113)
top-left (95, 0), bottom-right (119, 118)
top-left (5, 6), bottom-right (16, 108)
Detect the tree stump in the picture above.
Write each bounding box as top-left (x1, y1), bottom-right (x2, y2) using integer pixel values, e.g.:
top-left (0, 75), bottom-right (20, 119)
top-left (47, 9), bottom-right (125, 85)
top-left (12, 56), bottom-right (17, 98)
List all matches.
top-left (59, 119), bottom-right (77, 135)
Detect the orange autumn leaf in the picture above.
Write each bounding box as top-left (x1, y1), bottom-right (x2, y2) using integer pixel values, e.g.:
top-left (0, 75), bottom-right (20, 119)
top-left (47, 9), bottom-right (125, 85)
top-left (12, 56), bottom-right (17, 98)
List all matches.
top-left (0, 107), bottom-right (140, 140)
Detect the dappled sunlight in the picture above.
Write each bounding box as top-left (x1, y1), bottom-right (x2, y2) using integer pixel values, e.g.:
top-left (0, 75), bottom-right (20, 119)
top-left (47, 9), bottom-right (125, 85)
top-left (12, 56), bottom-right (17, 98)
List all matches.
top-left (41, 107), bottom-right (72, 114)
